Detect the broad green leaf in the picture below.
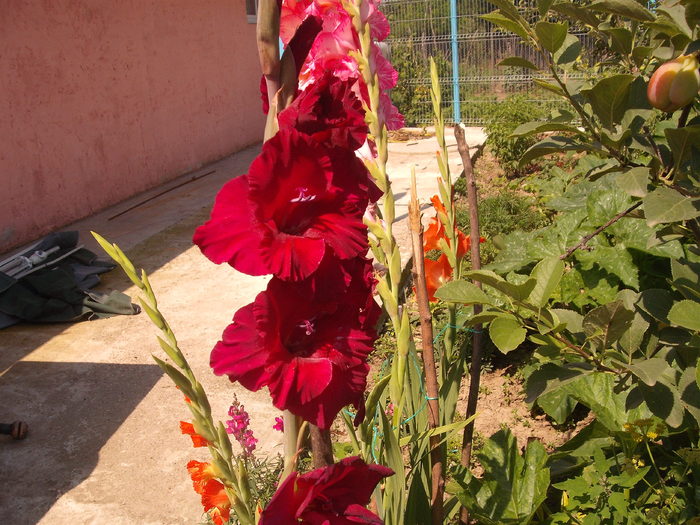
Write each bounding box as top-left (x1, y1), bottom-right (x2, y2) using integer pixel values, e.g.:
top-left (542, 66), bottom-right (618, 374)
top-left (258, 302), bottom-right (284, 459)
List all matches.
top-left (532, 78), bottom-right (565, 95)
top-left (511, 121), bottom-right (582, 137)
top-left (482, 11), bottom-right (530, 40)
top-left (582, 74), bottom-right (635, 130)
top-left (537, 0), bottom-right (555, 16)
top-left (450, 429), bottom-right (550, 525)
top-left (671, 258), bottom-right (700, 301)
top-left (535, 21), bottom-right (568, 52)
top-left (465, 269), bottom-right (536, 301)
top-left (680, 367), bottom-right (700, 428)
top-left (643, 186), bottom-right (700, 226)
top-left (583, 300), bottom-right (635, 350)
top-left (563, 372), bottom-right (650, 431)
top-left (537, 389), bottom-right (577, 424)
top-left (577, 245), bottom-right (639, 290)
top-left (551, 308), bottom-right (584, 333)
top-left (487, 0), bottom-right (530, 26)
top-left (489, 316), bottom-right (527, 353)
top-left (465, 310), bottom-right (512, 326)
top-left (527, 257), bottom-right (564, 308)
top-left (616, 167), bottom-right (650, 198)
top-left (657, 3), bottom-right (693, 37)
top-left (668, 300), bottom-right (700, 331)
top-left (435, 280), bottom-right (491, 305)
top-left (637, 374), bottom-right (685, 428)
top-left (626, 358), bottom-right (673, 386)
top-left (584, 182), bottom-right (631, 227)
top-left (589, 0), bottom-right (655, 21)
top-left (519, 136), bottom-right (595, 166)
top-left (553, 33), bottom-right (582, 65)
top-left (665, 125), bottom-right (700, 174)
top-left (636, 288), bottom-right (673, 323)
top-left (498, 56), bottom-right (539, 70)
top-left (618, 311), bottom-right (649, 356)
top-left (525, 363), bottom-right (593, 403)
top-left (602, 27), bottom-right (633, 54)
top-left (551, 1), bottom-right (601, 27)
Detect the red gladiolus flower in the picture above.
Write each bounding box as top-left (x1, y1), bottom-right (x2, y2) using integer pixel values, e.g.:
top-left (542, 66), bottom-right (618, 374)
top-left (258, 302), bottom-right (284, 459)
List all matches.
top-left (278, 72), bottom-right (369, 151)
top-left (180, 421), bottom-right (209, 448)
top-left (425, 255), bottom-right (452, 302)
top-left (210, 257), bottom-right (380, 429)
top-left (193, 129), bottom-right (371, 281)
top-left (259, 456), bottom-right (393, 525)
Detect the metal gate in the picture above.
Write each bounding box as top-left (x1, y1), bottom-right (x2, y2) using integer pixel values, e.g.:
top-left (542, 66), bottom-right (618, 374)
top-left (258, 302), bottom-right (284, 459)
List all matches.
top-left (382, 0), bottom-right (585, 126)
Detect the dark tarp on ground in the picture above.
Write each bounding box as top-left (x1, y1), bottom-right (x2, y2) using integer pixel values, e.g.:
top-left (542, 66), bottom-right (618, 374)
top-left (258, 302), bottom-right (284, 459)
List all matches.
top-left (0, 231), bottom-right (139, 329)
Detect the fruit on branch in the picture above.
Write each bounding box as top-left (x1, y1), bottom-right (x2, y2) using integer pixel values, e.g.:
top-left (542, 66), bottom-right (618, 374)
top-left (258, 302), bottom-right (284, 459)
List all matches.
top-left (647, 54), bottom-right (700, 112)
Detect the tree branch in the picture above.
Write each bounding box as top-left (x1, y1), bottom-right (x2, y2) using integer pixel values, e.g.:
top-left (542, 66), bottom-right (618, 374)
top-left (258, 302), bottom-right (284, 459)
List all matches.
top-left (408, 171), bottom-right (444, 525)
top-left (560, 201), bottom-right (643, 260)
top-left (454, 124), bottom-right (484, 525)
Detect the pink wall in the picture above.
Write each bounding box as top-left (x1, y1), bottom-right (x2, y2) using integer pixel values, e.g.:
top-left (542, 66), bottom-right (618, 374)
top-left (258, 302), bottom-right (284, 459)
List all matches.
top-left (0, 0), bottom-right (264, 252)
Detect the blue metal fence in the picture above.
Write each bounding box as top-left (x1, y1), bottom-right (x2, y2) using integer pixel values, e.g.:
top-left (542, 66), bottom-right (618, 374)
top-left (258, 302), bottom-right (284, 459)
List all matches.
top-left (383, 0), bottom-right (588, 126)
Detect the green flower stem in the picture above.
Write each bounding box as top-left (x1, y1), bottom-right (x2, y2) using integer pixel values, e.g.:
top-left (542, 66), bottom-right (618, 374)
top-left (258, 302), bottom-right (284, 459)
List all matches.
top-left (428, 60), bottom-right (461, 370)
top-left (91, 233), bottom-right (255, 525)
top-left (348, 0), bottom-right (409, 424)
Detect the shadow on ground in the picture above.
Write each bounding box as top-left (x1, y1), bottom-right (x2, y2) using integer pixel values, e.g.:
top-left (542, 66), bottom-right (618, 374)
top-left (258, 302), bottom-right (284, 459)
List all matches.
top-left (0, 206), bottom-right (210, 372)
top-left (0, 361), bottom-right (162, 524)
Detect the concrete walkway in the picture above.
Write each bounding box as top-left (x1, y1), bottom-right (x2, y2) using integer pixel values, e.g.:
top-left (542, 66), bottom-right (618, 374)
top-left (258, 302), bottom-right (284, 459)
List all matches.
top-left (0, 128), bottom-right (484, 524)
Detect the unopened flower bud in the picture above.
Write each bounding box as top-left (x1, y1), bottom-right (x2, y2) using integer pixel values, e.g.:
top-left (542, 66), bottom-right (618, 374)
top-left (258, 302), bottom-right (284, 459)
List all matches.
top-left (647, 54), bottom-right (700, 112)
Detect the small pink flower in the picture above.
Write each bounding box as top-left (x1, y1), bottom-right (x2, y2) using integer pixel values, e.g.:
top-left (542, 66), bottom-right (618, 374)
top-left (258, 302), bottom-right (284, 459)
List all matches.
top-left (273, 416), bottom-right (284, 432)
top-left (225, 395), bottom-right (258, 456)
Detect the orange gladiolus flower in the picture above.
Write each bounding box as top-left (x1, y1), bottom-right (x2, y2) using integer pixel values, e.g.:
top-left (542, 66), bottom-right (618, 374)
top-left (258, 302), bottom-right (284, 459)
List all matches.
top-left (430, 194), bottom-right (447, 215)
top-left (179, 421), bottom-right (209, 448)
top-left (425, 255), bottom-right (452, 302)
top-left (423, 195), bottom-right (483, 259)
top-left (187, 460), bottom-right (219, 492)
top-left (186, 460), bottom-right (231, 525)
top-left (201, 480), bottom-right (231, 525)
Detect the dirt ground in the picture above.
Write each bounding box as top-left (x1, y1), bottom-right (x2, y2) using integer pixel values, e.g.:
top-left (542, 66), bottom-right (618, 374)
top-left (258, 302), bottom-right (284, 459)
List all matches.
top-left (1, 129), bottom-right (490, 524)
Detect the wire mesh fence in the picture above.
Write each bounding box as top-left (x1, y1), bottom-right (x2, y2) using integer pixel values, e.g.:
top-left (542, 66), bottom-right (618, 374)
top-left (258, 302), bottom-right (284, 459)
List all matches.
top-left (383, 0), bottom-right (590, 126)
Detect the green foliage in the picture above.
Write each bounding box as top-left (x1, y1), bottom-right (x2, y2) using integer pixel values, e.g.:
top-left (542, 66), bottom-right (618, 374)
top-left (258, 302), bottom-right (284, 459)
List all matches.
top-left (481, 94), bottom-right (547, 176)
top-left (448, 428), bottom-right (550, 525)
top-left (456, 190), bottom-right (548, 263)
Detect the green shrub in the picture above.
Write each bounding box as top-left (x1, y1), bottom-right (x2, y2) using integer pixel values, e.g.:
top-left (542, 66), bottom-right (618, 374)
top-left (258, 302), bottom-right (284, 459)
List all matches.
top-left (456, 191), bottom-right (547, 263)
top-left (480, 94), bottom-right (545, 176)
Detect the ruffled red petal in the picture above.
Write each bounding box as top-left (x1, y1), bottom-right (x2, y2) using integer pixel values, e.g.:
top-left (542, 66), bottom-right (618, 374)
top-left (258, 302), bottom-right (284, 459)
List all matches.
top-left (193, 176), bottom-right (268, 275)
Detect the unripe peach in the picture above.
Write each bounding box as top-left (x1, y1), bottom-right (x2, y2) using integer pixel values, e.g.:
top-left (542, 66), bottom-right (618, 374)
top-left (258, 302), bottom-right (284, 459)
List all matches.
top-left (647, 54), bottom-right (700, 112)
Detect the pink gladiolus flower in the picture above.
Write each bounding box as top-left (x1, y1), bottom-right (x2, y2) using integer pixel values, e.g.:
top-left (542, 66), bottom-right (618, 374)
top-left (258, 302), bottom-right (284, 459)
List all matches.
top-left (361, 0), bottom-right (390, 41)
top-left (259, 456), bottom-right (393, 525)
top-left (280, 0), bottom-right (313, 44)
top-left (273, 416), bottom-right (284, 432)
top-left (193, 129), bottom-right (371, 281)
top-left (371, 44), bottom-right (398, 90)
top-left (379, 91), bottom-right (405, 130)
top-left (210, 258), bottom-right (380, 429)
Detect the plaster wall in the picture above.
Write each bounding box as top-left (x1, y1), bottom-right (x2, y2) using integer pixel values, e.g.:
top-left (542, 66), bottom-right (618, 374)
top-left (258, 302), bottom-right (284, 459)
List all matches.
top-left (0, 0), bottom-right (264, 252)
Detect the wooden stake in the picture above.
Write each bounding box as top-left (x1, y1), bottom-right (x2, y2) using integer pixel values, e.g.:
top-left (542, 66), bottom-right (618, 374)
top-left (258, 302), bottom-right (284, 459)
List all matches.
top-left (309, 425), bottom-right (334, 468)
top-left (409, 169), bottom-right (444, 524)
top-left (454, 124), bottom-right (483, 525)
